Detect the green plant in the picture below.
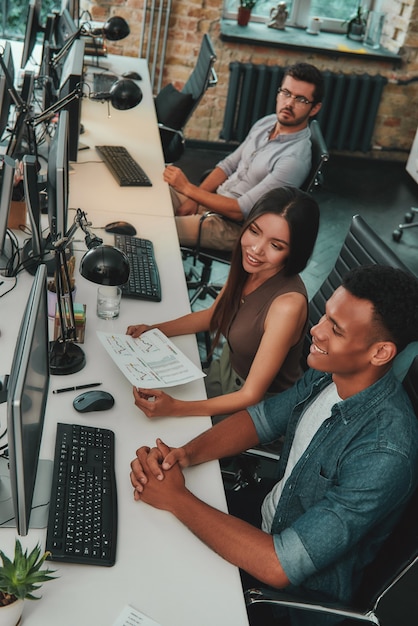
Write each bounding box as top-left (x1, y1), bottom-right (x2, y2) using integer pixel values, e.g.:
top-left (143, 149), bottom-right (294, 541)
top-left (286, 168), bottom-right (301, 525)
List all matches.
top-left (0, 541), bottom-right (56, 607)
top-left (240, 0), bottom-right (257, 9)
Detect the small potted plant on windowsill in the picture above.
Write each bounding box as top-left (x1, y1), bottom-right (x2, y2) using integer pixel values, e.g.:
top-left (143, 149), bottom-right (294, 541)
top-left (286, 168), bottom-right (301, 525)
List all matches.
top-left (237, 0), bottom-right (256, 26)
top-left (345, 5), bottom-right (367, 41)
top-left (0, 540), bottom-right (56, 626)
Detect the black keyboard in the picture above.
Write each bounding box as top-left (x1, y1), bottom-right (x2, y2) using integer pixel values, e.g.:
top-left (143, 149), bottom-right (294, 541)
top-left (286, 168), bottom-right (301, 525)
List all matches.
top-left (45, 423), bottom-right (117, 567)
top-left (115, 234), bottom-right (162, 302)
top-left (95, 145), bottom-right (152, 187)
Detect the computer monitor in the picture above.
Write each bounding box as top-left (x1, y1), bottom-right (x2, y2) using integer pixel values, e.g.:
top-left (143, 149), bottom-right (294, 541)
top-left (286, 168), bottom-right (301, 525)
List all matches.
top-left (0, 41), bottom-right (15, 142)
top-left (47, 109), bottom-right (70, 241)
top-left (21, 154), bottom-right (50, 275)
top-left (55, 7), bottom-right (78, 49)
top-left (6, 71), bottom-right (36, 159)
top-left (61, 0), bottom-right (80, 24)
top-left (57, 38), bottom-right (85, 162)
top-left (21, 0), bottom-right (43, 69)
top-left (0, 263), bottom-right (52, 536)
top-left (0, 156), bottom-right (16, 276)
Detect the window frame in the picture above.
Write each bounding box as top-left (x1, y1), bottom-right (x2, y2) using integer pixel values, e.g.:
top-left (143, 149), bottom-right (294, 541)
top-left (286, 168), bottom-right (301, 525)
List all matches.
top-left (223, 0), bottom-right (374, 34)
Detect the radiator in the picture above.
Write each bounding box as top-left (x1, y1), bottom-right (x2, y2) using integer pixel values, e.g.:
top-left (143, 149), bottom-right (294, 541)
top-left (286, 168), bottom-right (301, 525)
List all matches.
top-left (221, 62), bottom-right (388, 152)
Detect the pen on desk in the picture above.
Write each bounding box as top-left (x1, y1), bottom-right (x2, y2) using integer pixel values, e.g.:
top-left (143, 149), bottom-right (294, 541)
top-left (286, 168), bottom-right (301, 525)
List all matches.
top-left (53, 383), bottom-right (102, 394)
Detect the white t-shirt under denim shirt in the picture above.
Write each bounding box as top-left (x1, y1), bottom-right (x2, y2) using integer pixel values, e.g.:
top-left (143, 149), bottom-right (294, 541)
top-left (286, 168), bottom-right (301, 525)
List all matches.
top-left (262, 383), bottom-right (342, 532)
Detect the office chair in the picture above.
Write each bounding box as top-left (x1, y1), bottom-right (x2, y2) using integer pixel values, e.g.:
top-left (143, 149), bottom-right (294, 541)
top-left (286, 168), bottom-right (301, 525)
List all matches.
top-left (183, 119), bottom-right (329, 310)
top-left (392, 206), bottom-right (418, 242)
top-left (155, 34), bottom-right (217, 163)
top-left (245, 356), bottom-right (418, 626)
top-left (224, 214), bottom-right (412, 489)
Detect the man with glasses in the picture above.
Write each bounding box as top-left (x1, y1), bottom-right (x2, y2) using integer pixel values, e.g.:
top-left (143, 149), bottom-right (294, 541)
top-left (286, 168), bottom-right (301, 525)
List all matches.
top-left (164, 62), bottom-right (324, 251)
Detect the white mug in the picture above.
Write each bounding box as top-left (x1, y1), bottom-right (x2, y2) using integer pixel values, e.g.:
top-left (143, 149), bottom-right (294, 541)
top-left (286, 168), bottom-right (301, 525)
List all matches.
top-left (308, 16), bottom-right (322, 35)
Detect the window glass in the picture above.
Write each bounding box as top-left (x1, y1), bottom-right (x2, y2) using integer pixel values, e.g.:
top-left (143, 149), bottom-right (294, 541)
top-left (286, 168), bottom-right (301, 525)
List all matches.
top-left (225, 0), bottom-right (364, 30)
top-left (0, 0), bottom-right (61, 39)
top-left (309, 0), bottom-right (359, 20)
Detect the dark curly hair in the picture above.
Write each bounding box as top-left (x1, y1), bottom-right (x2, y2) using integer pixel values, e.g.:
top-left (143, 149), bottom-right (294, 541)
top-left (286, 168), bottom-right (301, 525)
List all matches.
top-left (283, 63), bottom-right (324, 104)
top-left (342, 265), bottom-right (418, 353)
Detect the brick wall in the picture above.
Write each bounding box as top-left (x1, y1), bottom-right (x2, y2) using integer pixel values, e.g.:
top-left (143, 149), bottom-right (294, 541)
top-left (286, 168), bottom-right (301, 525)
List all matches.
top-left (84, 0), bottom-right (418, 159)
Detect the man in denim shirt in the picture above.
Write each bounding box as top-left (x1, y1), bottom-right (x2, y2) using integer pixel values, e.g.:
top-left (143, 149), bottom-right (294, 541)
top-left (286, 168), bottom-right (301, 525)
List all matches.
top-left (130, 265), bottom-right (418, 625)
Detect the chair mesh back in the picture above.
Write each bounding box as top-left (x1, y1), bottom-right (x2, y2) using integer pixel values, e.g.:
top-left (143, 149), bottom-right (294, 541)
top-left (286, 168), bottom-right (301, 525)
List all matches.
top-left (304, 214), bottom-right (411, 360)
top-left (182, 34), bottom-right (216, 102)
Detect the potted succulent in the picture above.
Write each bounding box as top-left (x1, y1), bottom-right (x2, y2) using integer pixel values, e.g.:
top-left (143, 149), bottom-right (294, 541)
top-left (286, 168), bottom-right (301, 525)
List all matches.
top-left (0, 540), bottom-right (56, 626)
top-left (346, 5), bottom-right (367, 41)
top-left (237, 0), bottom-right (256, 26)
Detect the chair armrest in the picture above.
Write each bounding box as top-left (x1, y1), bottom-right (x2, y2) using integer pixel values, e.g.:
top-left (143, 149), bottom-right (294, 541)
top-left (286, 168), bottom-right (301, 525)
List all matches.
top-left (245, 588), bottom-right (379, 624)
top-left (209, 67), bottom-right (218, 87)
top-left (157, 122), bottom-right (184, 139)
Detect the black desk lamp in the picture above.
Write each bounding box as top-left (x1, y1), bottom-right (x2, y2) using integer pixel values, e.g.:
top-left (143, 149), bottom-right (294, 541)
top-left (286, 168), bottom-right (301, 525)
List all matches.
top-left (49, 209), bottom-right (130, 375)
top-left (51, 16), bottom-right (130, 69)
top-left (91, 16), bottom-right (130, 40)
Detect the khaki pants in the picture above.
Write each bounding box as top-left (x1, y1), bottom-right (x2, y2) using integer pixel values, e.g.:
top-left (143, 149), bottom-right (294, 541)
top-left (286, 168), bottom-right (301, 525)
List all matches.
top-left (171, 188), bottom-right (242, 251)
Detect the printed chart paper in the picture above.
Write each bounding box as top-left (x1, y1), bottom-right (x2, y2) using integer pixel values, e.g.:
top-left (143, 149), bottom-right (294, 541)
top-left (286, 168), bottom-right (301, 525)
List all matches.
top-left (97, 328), bottom-right (205, 388)
top-left (112, 604), bottom-right (161, 626)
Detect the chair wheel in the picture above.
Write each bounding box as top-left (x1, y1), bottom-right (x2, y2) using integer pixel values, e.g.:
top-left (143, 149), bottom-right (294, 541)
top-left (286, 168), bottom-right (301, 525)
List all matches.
top-left (405, 212), bottom-right (415, 223)
top-left (392, 229), bottom-right (402, 242)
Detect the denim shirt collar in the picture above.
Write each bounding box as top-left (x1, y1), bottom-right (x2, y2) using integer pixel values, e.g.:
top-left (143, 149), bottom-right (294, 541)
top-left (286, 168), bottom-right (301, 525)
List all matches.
top-left (313, 368), bottom-right (398, 426)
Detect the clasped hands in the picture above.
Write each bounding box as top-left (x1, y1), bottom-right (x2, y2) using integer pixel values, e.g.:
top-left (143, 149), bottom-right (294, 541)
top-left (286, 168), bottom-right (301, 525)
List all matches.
top-left (130, 438), bottom-right (188, 510)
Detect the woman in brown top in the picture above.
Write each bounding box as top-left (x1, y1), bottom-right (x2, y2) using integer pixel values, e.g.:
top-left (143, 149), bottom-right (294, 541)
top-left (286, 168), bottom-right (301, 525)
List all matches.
top-left (127, 187), bottom-right (319, 418)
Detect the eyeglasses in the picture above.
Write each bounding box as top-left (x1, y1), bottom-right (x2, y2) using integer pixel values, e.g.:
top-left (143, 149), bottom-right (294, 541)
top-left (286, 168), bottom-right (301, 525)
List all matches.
top-left (277, 88), bottom-right (314, 106)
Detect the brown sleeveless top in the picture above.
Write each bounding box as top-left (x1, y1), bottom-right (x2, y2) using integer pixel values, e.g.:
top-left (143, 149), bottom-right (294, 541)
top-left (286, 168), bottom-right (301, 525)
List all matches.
top-left (226, 271), bottom-right (308, 394)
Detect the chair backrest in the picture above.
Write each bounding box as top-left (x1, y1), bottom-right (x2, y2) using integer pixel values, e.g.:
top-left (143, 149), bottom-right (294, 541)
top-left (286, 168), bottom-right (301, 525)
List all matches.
top-left (352, 356), bottom-right (418, 625)
top-left (182, 33), bottom-right (217, 112)
top-left (301, 119), bottom-right (329, 193)
top-left (303, 214), bottom-right (411, 360)
top-left (156, 34), bottom-right (217, 163)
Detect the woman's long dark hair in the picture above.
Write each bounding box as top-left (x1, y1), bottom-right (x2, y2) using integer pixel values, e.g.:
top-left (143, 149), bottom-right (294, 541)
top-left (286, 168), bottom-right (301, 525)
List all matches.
top-left (209, 186), bottom-right (320, 350)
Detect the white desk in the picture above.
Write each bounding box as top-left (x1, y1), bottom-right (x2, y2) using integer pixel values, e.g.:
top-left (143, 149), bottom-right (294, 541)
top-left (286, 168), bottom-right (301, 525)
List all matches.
top-left (69, 57), bottom-right (174, 219)
top-left (0, 50), bottom-right (249, 626)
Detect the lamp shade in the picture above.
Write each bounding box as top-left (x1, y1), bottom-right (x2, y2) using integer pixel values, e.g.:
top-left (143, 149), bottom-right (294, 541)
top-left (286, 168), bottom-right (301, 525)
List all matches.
top-left (80, 245), bottom-right (130, 285)
top-left (102, 16), bottom-right (130, 41)
top-left (110, 79), bottom-right (142, 110)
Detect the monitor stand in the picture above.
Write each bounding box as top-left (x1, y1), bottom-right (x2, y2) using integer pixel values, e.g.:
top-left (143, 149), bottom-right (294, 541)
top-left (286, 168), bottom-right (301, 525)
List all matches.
top-left (0, 457), bottom-right (53, 530)
top-left (21, 238), bottom-right (62, 277)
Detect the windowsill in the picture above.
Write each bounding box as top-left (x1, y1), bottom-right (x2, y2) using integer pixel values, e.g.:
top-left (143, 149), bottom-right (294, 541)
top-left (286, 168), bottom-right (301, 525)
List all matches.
top-left (220, 19), bottom-right (401, 66)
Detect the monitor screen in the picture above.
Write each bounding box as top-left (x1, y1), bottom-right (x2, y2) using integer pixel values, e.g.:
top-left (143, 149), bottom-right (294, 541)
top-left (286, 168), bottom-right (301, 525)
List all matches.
top-left (47, 109), bottom-right (69, 241)
top-left (21, 154), bottom-right (50, 275)
top-left (55, 7), bottom-right (78, 49)
top-left (58, 38), bottom-right (85, 162)
top-left (6, 71), bottom-right (36, 159)
top-left (0, 155), bottom-right (16, 275)
top-left (0, 41), bottom-right (15, 142)
top-left (0, 263), bottom-right (52, 536)
top-left (21, 0), bottom-right (43, 69)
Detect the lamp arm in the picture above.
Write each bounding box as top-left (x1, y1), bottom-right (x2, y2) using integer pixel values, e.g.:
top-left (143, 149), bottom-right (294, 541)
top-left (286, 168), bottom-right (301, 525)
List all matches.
top-left (54, 248), bottom-right (77, 343)
top-left (0, 47), bottom-right (25, 111)
top-left (50, 24), bottom-right (89, 68)
top-left (31, 85), bottom-right (84, 127)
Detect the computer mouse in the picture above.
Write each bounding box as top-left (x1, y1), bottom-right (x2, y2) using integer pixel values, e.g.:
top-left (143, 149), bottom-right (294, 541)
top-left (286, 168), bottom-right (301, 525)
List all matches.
top-left (122, 71), bottom-right (142, 81)
top-left (73, 390), bottom-right (115, 413)
top-left (104, 221), bottom-right (137, 236)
